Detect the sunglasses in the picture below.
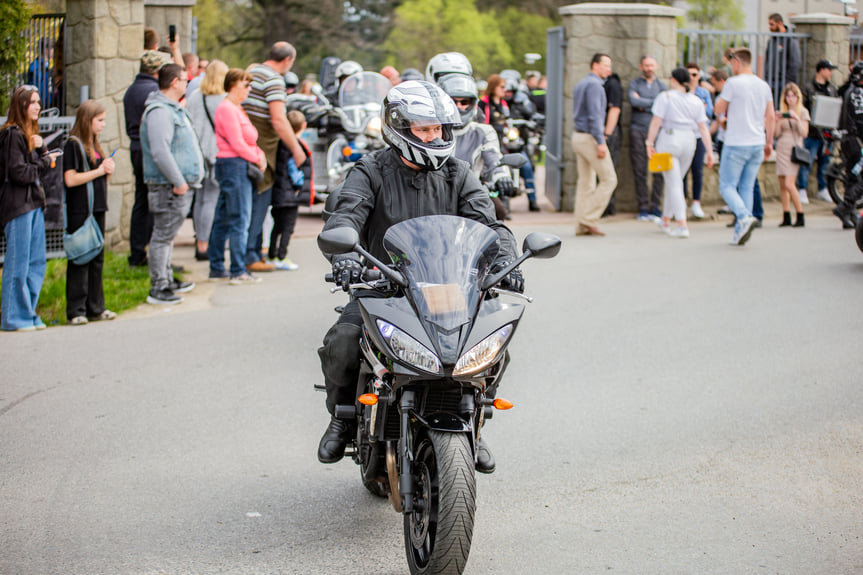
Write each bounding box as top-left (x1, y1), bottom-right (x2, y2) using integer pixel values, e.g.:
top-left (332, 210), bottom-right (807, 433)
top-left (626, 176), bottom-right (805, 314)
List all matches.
top-left (452, 98), bottom-right (472, 106)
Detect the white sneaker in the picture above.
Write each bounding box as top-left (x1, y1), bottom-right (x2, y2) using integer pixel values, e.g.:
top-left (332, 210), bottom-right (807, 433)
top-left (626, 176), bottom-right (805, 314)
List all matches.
top-left (670, 226), bottom-right (690, 238)
top-left (229, 273), bottom-right (262, 285)
top-left (730, 216), bottom-right (757, 246)
top-left (816, 188), bottom-right (832, 202)
top-left (798, 189), bottom-right (809, 205)
top-left (655, 218), bottom-right (672, 235)
top-left (273, 258), bottom-right (299, 271)
top-left (690, 202), bottom-right (705, 219)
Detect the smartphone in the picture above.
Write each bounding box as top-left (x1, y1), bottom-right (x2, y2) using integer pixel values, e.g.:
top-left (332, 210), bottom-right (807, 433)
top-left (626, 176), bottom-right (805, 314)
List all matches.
top-left (782, 112), bottom-right (791, 118)
top-left (169, 25), bottom-right (176, 43)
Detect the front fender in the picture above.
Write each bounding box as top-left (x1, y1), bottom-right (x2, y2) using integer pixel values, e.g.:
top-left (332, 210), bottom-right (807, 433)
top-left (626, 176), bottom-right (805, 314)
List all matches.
top-left (411, 411), bottom-right (471, 433)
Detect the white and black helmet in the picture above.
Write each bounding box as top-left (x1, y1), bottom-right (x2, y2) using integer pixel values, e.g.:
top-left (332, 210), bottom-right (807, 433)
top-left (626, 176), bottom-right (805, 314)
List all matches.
top-left (437, 73), bottom-right (478, 129)
top-left (425, 52), bottom-right (472, 84)
top-left (336, 60), bottom-right (363, 81)
top-left (382, 80), bottom-right (460, 171)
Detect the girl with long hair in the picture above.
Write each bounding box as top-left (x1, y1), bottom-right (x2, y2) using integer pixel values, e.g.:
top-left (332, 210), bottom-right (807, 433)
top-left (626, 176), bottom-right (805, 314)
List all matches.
top-left (0, 86), bottom-right (59, 331)
top-left (774, 82), bottom-right (809, 226)
top-left (63, 99), bottom-right (116, 324)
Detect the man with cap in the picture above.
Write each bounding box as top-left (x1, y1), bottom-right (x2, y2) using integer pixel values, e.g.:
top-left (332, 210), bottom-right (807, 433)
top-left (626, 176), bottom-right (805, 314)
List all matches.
top-left (798, 59), bottom-right (839, 203)
top-left (124, 50), bottom-right (172, 267)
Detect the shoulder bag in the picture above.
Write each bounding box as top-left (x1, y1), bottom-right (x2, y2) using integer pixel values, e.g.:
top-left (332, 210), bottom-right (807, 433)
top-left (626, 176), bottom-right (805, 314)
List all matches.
top-left (789, 118), bottom-right (811, 166)
top-left (202, 95), bottom-right (264, 185)
top-left (63, 136), bottom-right (105, 265)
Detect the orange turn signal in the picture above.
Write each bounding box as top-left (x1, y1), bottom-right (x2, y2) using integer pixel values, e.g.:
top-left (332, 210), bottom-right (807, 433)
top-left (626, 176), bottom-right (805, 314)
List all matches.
top-left (342, 146), bottom-right (353, 157)
top-left (358, 393), bottom-right (378, 406)
top-left (492, 398), bottom-right (513, 410)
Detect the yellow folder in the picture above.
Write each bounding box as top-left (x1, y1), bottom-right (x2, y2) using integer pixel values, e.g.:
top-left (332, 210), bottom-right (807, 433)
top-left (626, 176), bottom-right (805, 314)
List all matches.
top-left (648, 152), bottom-right (672, 173)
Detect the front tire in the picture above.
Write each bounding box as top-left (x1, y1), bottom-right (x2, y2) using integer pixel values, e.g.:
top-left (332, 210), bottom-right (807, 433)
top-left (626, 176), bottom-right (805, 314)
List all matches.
top-left (404, 431), bottom-right (476, 575)
top-left (855, 217), bottom-right (863, 253)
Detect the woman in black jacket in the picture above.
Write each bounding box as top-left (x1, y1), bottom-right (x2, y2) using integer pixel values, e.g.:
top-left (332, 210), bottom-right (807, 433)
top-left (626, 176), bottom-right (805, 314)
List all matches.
top-left (0, 86), bottom-right (59, 331)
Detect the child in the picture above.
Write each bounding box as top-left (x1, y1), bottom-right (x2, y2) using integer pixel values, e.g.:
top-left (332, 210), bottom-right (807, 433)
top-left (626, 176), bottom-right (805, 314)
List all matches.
top-left (63, 100), bottom-right (116, 324)
top-left (269, 110), bottom-right (313, 270)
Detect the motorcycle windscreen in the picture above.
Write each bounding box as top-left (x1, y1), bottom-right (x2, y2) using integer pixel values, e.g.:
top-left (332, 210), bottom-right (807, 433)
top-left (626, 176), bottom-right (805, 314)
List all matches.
top-left (339, 72), bottom-right (392, 108)
top-left (383, 215), bottom-right (500, 333)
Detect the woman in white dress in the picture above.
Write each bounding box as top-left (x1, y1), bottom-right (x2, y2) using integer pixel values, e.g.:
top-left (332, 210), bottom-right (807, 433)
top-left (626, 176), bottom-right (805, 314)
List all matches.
top-left (645, 67), bottom-right (714, 238)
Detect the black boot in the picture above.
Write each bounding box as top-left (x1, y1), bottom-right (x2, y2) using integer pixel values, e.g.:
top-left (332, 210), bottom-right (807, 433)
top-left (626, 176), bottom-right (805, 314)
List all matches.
top-left (475, 437), bottom-right (496, 474)
top-left (779, 212), bottom-right (792, 227)
top-left (528, 201), bottom-right (540, 212)
top-left (318, 418), bottom-right (351, 463)
top-left (793, 212), bottom-right (805, 227)
top-left (833, 206), bottom-right (856, 229)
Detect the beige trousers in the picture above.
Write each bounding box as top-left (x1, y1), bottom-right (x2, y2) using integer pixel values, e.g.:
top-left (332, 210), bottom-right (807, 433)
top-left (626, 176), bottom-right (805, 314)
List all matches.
top-left (572, 132), bottom-right (618, 229)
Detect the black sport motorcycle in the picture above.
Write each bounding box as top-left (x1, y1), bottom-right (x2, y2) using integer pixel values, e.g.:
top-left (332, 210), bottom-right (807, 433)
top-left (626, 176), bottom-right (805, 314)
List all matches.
top-left (317, 215), bottom-right (560, 574)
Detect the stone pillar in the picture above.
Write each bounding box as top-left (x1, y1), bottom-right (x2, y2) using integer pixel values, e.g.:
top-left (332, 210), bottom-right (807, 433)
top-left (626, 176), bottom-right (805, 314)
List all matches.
top-left (791, 13), bottom-right (854, 87)
top-left (144, 0), bottom-right (194, 54)
top-left (559, 3), bottom-right (683, 213)
top-left (65, 0), bottom-right (143, 247)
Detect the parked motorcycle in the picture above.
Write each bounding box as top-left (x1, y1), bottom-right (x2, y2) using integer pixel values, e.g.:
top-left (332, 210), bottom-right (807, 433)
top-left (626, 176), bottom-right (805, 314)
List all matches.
top-left (317, 215), bottom-right (560, 574)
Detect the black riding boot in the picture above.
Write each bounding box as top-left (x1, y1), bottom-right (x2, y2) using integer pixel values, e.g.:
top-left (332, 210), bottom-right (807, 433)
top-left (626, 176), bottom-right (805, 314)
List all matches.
top-left (793, 212), bottom-right (805, 227)
top-left (779, 212), bottom-right (792, 227)
top-left (475, 437), bottom-right (496, 474)
top-left (317, 322), bottom-right (363, 463)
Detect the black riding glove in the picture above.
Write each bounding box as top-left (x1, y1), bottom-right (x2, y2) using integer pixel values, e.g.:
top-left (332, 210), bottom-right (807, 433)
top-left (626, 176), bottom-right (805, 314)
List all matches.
top-left (491, 261), bottom-right (525, 293)
top-left (332, 256), bottom-right (363, 291)
top-left (495, 176), bottom-right (515, 198)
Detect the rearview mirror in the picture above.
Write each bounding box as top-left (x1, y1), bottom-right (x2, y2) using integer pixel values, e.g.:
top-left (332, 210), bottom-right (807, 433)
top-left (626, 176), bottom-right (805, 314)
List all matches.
top-left (501, 153), bottom-right (527, 169)
top-left (522, 233), bottom-right (561, 259)
top-left (317, 227), bottom-right (359, 255)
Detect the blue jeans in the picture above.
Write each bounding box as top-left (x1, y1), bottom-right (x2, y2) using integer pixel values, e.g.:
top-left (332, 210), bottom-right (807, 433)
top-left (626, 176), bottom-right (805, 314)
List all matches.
top-left (719, 145), bottom-right (764, 223)
top-left (796, 137), bottom-right (831, 191)
top-left (210, 157), bottom-right (253, 277)
top-left (245, 185), bottom-right (272, 265)
top-left (1, 209), bottom-right (46, 330)
top-left (519, 152), bottom-right (536, 202)
top-left (683, 138), bottom-right (706, 201)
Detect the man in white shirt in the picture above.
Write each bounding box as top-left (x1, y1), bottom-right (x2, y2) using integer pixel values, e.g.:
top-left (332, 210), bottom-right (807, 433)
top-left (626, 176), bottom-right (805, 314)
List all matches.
top-left (713, 47), bottom-right (774, 246)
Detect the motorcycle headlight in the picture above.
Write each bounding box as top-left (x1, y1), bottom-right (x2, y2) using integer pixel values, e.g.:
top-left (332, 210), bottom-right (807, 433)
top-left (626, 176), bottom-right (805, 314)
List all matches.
top-left (377, 320), bottom-right (441, 374)
top-left (453, 324), bottom-right (513, 376)
top-left (506, 128), bottom-right (520, 141)
top-left (367, 116), bottom-right (382, 136)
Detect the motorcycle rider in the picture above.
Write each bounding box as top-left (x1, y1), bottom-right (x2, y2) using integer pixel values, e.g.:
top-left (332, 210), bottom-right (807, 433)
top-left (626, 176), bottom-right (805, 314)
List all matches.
top-left (835, 61), bottom-right (863, 228)
top-left (324, 60), bottom-right (363, 105)
top-left (501, 70), bottom-right (541, 212)
top-left (317, 80), bottom-right (522, 474)
top-left (437, 72), bottom-right (514, 221)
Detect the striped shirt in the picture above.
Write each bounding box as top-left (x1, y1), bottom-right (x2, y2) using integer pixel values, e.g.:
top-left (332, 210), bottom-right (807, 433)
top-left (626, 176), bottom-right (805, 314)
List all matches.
top-left (242, 64), bottom-right (287, 121)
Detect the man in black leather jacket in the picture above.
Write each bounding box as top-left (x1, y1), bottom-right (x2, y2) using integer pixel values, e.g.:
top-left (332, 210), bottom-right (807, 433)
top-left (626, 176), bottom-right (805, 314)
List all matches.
top-left (317, 81), bottom-right (521, 473)
top-left (835, 61), bottom-right (863, 228)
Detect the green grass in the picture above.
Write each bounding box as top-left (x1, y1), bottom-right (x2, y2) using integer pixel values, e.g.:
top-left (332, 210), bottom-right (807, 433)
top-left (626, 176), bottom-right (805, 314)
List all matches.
top-left (2, 251), bottom-right (151, 327)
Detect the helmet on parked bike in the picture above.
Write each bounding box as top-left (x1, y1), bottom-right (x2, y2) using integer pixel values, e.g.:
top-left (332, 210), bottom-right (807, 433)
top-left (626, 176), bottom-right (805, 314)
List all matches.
top-left (425, 52), bottom-right (472, 84)
top-left (851, 61), bottom-right (863, 85)
top-left (437, 73), bottom-right (478, 129)
top-left (381, 80), bottom-right (461, 171)
top-left (336, 60), bottom-right (363, 81)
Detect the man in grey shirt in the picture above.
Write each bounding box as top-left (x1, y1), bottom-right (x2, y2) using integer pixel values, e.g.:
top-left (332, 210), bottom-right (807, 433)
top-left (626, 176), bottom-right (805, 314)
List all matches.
top-left (571, 53), bottom-right (617, 236)
top-left (629, 55), bottom-right (666, 220)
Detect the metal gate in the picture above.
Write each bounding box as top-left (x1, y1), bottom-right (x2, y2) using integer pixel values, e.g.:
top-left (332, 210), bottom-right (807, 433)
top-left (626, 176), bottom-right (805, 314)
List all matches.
top-left (544, 26), bottom-right (565, 211)
top-left (21, 14), bottom-right (66, 113)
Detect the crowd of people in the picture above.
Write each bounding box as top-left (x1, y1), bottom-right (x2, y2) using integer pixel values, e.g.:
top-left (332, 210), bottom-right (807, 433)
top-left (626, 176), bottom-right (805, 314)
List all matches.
top-left (570, 12), bottom-right (855, 245)
top-left (1, 13), bottom-right (861, 331)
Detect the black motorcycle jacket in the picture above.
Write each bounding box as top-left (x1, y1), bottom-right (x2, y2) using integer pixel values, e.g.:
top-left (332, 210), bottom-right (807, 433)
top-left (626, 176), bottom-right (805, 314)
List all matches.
top-left (322, 147), bottom-right (518, 264)
top-left (840, 84), bottom-right (863, 139)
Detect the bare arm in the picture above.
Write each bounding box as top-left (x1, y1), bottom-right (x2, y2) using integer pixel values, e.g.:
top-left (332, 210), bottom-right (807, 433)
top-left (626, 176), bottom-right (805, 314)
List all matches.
top-left (698, 122), bottom-right (714, 168)
top-left (269, 100), bottom-right (306, 166)
top-left (644, 114), bottom-right (663, 157)
top-left (714, 97), bottom-right (728, 119)
top-left (604, 106), bottom-right (620, 136)
top-left (764, 102), bottom-right (775, 157)
top-left (64, 165), bottom-right (108, 187)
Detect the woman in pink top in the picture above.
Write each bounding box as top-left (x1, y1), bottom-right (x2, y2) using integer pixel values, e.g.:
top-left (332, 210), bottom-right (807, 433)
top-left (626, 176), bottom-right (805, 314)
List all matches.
top-left (208, 68), bottom-right (267, 283)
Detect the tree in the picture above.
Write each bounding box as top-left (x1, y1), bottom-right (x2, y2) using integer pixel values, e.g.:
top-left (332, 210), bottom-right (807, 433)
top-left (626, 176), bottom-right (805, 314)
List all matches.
top-left (0, 0), bottom-right (30, 114)
top-left (686, 0), bottom-right (744, 31)
top-left (381, 0), bottom-right (512, 78)
top-left (495, 7), bottom-right (557, 74)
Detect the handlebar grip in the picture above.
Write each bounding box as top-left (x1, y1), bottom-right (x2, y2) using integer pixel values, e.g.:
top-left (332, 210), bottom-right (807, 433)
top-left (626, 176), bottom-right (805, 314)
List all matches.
top-left (363, 269), bottom-right (382, 281)
top-left (325, 273), bottom-right (335, 283)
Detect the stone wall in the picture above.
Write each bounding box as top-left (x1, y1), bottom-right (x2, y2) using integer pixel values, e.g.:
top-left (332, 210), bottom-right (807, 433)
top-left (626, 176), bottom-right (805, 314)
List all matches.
top-left (66, 0), bottom-right (143, 246)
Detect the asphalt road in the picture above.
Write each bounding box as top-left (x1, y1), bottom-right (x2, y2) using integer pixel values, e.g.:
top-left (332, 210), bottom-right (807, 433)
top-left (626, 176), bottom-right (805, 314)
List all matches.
top-left (2, 207), bottom-right (862, 574)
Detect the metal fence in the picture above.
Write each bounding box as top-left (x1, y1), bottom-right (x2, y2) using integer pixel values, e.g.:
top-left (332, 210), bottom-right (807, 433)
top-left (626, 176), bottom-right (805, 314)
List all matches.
top-left (852, 34), bottom-right (863, 63)
top-left (678, 29), bottom-right (809, 107)
top-left (0, 113), bottom-right (75, 264)
top-left (21, 13), bottom-right (66, 113)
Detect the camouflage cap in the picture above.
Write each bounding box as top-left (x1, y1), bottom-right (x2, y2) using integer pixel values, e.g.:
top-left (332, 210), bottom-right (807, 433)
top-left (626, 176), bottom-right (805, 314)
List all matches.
top-left (140, 50), bottom-right (171, 74)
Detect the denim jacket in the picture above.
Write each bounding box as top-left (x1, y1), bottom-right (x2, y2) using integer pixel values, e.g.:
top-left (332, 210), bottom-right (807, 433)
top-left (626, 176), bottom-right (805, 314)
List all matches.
top-left (140, 91), bottom-right (204, 187)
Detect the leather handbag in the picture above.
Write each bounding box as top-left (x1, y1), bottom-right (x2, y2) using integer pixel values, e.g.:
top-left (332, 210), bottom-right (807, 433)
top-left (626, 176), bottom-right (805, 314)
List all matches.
top-left (63, 137), bottom-right (104, 265)
top-left (789, 118), bottom-right (811, 166)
